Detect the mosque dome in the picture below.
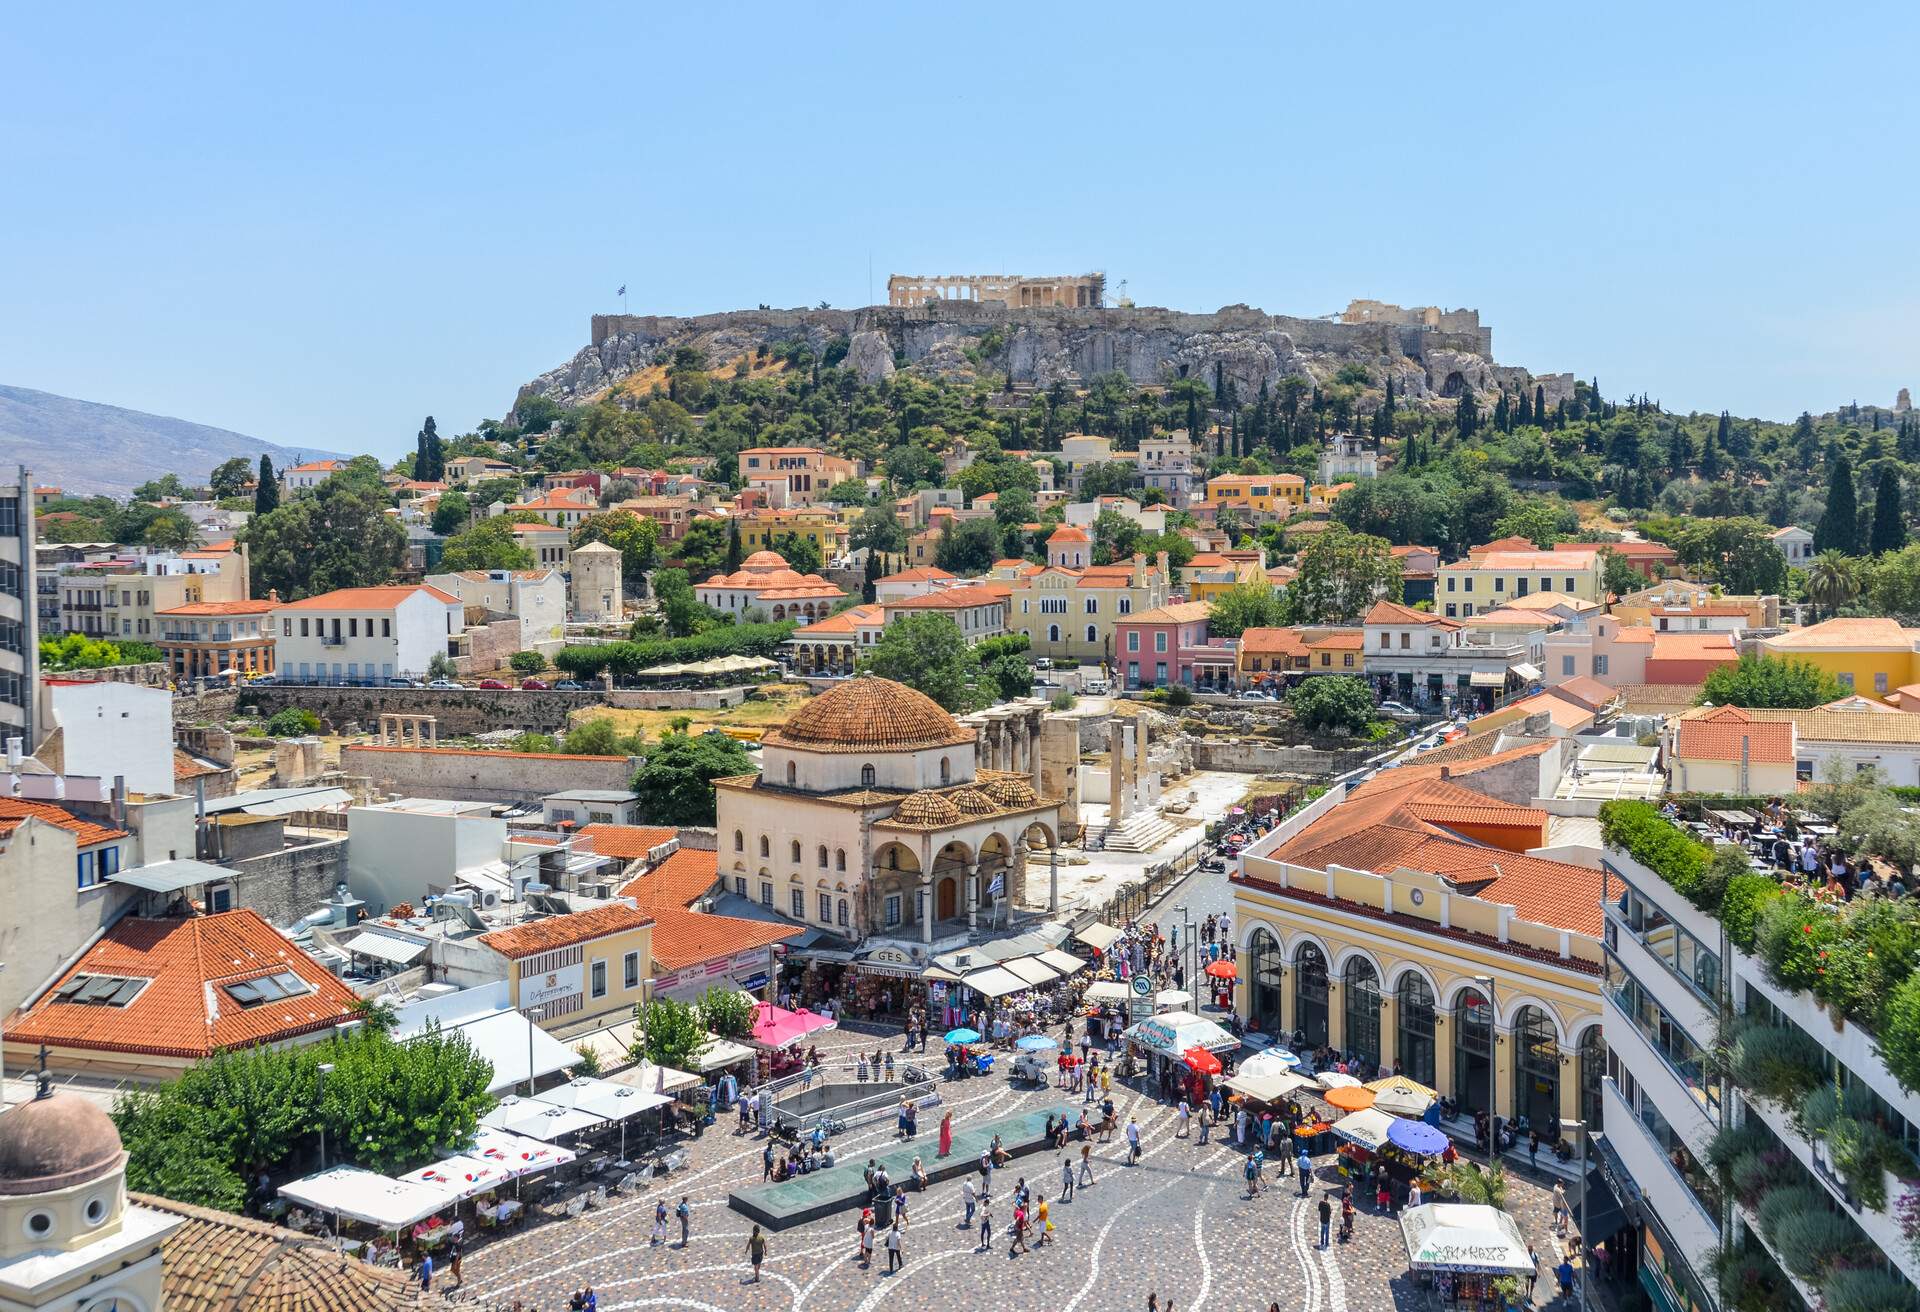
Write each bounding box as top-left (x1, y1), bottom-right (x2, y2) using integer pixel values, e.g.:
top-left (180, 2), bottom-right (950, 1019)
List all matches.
top-left (766, 678), bottom-right (974, 754)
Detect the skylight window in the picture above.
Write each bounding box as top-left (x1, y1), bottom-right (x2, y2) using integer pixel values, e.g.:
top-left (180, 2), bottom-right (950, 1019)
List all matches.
top-left (222, 970), bottom-right (312, 1008)
top-left (52, 974), bottom-right (149, 1007)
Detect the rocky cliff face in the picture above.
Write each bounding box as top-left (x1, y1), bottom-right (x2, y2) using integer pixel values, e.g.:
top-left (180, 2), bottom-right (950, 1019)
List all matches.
top-left (515, 302), bottom-right (1568, 417)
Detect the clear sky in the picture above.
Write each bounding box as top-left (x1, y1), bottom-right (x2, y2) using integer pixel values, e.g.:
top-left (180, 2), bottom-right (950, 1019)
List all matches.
top-left (5, 2), bottom-right (1916, 459)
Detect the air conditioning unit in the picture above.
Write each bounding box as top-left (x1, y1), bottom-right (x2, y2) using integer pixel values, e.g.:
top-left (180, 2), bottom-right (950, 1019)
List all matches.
top-left (579, 881), bottom-right (611, 900)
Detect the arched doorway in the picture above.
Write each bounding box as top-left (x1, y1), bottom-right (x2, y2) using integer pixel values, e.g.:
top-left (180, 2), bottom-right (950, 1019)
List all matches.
top-left (1577, 1026), bottom-right (1606, 1131)
top-left (1294, 943), bottom-right (1329, 1048)
top-left (1343, 958), bottom-right (1381, 1068)
top-left (1249, 929), bottom-right (1282, 1033)
top-left (1396, 974), bottom-right (1436, 1088)
top-left (936, 876), bottom-right (958, 921)
top-left (1453, 987), bottom-right (1494, 1117)
top-left (1513, 1005), bottom-right (1560, 1134)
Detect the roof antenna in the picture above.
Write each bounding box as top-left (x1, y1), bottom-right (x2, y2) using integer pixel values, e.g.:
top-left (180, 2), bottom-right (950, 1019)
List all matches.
top-left (34, 1044), bottom-right (52, 1099)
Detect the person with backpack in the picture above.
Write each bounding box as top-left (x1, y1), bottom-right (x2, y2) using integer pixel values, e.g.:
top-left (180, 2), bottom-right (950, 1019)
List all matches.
top-left (675, 1196), bottom-right (691, 1248)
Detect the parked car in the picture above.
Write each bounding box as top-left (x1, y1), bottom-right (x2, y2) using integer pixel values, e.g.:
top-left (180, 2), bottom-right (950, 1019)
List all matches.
top-left (426, 679), bottom-right (460, 689)
top-left (385, 677), bottom-right (421, 688)
top-left (553, 680), bottom-right (584, 691)
top-left (1377, 700), bottom-right (1416, 717)
top-left (520, 678), bottom-right (550, 690)
top-left (476, 679), bottom-right (510, 690)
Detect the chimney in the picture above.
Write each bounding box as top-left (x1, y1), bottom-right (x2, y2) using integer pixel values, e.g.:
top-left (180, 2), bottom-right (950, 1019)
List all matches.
top-left (1438, 766), bottom-right (1451, 780)
top-left (112, 774), bottom-right (127, 828)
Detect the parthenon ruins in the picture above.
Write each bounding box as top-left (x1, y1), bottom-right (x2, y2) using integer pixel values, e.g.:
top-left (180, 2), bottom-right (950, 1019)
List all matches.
top-left (888, 272), bottom-right (1106, 309)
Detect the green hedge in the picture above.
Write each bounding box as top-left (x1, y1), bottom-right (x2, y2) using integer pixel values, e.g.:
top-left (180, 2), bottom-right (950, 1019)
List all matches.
top-left (1598, 800), bottom-right (1717, 910)
top-left (551, 622), bottom-right (795, 679)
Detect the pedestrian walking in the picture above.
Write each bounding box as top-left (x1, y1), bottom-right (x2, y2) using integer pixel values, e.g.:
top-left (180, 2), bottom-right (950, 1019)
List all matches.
top-left (980, 1148), bottom-right (993, 1199)
top-left (857, 1213), bottom-right (873, 1266)
top-left (1297, 1147), bottom-right (1313, 1196)
top-left (1318, 1196), bottom-right (1332, 1248)
top-left (1126, 1116), bottom-right (1142, 1164)
top-left (1061, 1155), bottom-right (1075, 1202)
top-left (977, 1203), bottom-right (993, 1251)
top-left (650, 1200), bottom-right (668, 1245)
top-left (1009, 1202), bottom-right (1029, 1255)
top-left (1551, 1182), bottom-right (1568, 1235)
top-left (419, 1252), bottom-right (433, 1294)
top-left (939, 1110), bottom-right (953, 1158)
top-left (447, 1238), bottom-right (463, 1286)
top-left (1556, 1257), bottom-right (1575, 1298)
top-left (746, 1225), bottom-right (767, 1282)
top-left (1176, 1099), bottom-right (1191, 1138)
top-left (676, 1196), bottom-right (691, 1247)
top-left (1526, 1245), bottom-right (1541, 1300)
top-left (885, 1222), bottom-right (904, 1273)
top-left (1035, 1194), bottom-right (1051, 1246)
top-left (1244, 1150), bottom-right (1262, 1198)
top-left (1079, 1143), bottom-right (1094, 1186)
top-left (962, 1176), bottom-right (978, 1226)
top-left (1528, 1129), bottom-right (1540, 1170)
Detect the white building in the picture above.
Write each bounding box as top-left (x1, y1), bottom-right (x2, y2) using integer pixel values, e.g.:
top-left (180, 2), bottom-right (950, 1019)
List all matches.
top-left (0, 469), bottom-right (37, 747)
top-left (344, 796), bottom-right (508, 913)
top-left (1138, 432), bottom-right (1198, 508)
top-left (282, 459), bottom-right (344, 492)
top-left (1317, 433), bottom-right (1380, 483)
top-left (40, 680), bottom-right (175, 796)
top-left (426, 568), bottom-right (567, 652)
top-left (1064, 497), bottom-right (1169, 534)
top-left (1361, 599), bottom-right (1542, 705)
top-left (1768, 523), bottom-right (1814, 566)
top-left (270, 583), bottom-right (461, 684)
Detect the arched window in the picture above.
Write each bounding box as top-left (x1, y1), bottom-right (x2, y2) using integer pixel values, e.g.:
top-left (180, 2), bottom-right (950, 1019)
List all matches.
top-left (759, 835), bottom-right (770, 858)
top-left (837, 898), bottom-right (849, 927)
top-left (1294, 943), bottom-right (1329, 1048)
top-left (789, 840), bottom-right (802, 864)
top-left (1048, 624), bottom-right (1060, 643)
top-left (1577, 1026), bottom-right (1607, 1131)
top-left (733, 829), bottom-right (744, 852)
top-left (861, 764), bottom-right (876, 787)
top-left (835, 848), bottom-right (847, 872)
top-left (1453, 988), bottom-right (1494, 1116)
top-left (1086, 624), bottom-right (1097, 644)
top-left (1342, 957), bottom-right (1381, 1069)
top-left (1248, 928), bottom-right (1282, 1033)
top-left (1396, 974), bottom-right (1437, 1088)
top-left (817, 845), bottom-right (828, 868)
top-left (786, 760), bottom-right (797, 786)
top-left (1513, 1005), bottom-right (1560, 1134)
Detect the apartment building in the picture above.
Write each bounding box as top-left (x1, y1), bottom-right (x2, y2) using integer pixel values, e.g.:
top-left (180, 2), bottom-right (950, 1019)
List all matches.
top-left (0, 469), bottom-right (37, 746)
top-left (1204, 473), bottom-right (1305, 518)
top-left (1436, 549), bottom-right (1605, 615)
top-left (282, 459), bottom-right (345, 492)
top-left (270, 584), bottom-right (462, 683)
top-left (1005, 552), bottom-right (1172, 666)
top-left (1138, 432), bottom-right (1199, 507)
top-left (737, 447), bottom-right (860, 507)
top-left (155, 598), bottom-right (278, 680)
top-left (57, 544), bottom-right (248, 644)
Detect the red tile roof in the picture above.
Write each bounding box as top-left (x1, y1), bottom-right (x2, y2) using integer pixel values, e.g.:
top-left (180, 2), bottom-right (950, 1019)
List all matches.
top-left (617, 847), bottom-right (721, 909)
top-left (158, 600), bottom-right (279, 616)
top-left (1649, 631), bottom-right (1738, 661)
top-left (1674, 705), bottom-right (1794, 764)
top-left (0, 798), bottom-right (127, 847)
top-left (575, 824), bottom-right (679, 861)
top-left (883, 585), bottom-right (1007, 610)
top-left (1048, 525), bottom-right (1091, 543)
top-left (877, 567), bottom-right (955, 584)
top-left (478, 902), bottom-right (655, 960)
top-left (1364, 599), bottom-right (1460, 628)
top-left (1551, 675), bottom-right (1620, 711)
top-left (645, 904), bottom-right (800, 971)
top-left (6, 911), bottom-right (358, 1059)
top-left (1239, 627), bottom-right (1308, 657)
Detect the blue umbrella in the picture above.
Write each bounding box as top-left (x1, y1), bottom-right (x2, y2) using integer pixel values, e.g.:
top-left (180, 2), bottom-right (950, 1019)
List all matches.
top-left (1015, 1035), bottom-right (1058, 1051)
top-left (944, 1028), bottom-right (982, 1045)
top-left (1387, 1118), bottom-right (1449, 1156)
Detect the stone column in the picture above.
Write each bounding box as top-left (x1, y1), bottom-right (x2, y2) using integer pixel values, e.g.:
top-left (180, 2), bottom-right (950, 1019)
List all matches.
top-left (965, 863), bottom-right (980, 933)
top-left (1030, 712), bottom-right (1046, 797)
top-left (1011, 717), bottom-right (1029, 775)
top-left (427, 716), bottom-right (439, 747)
top-left (1048, 844), bottom-right (1059, 914)
top-left (920, 880), bottom-right (933, 944)
top-left (1109, 721), bottom-right (1131, 823)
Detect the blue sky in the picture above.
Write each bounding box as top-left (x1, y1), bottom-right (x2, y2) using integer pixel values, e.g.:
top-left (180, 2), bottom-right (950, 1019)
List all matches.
top-left (5, 2), bottom-right (1916, 459)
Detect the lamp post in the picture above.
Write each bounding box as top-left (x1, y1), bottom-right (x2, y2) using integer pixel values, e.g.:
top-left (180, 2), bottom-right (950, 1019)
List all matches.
top-left (1560, 1117), bottom-right (1589, 1312)
top-left (316, 1062), bottom-right (335, 1170)
top-left (1471, 974), bottom-right (1496, 1170)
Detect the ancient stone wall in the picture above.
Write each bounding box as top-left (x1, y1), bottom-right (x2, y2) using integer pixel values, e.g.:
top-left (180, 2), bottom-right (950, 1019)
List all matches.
top-left (242, 685), bottom-right (598, 735)
top-left (226, 836), bottom-right (351, 928)
top-left (340, 744), bottom-right (640, 803)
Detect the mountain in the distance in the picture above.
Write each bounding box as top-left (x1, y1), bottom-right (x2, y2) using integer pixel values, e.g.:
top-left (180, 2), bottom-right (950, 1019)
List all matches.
top-left (0, 384), bottom-right (344, 498)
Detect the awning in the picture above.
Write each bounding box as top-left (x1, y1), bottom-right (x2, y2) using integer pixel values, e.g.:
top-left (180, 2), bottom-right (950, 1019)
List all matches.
top-left (203, 786), bottom-right (355, 817)
top-left (921, 964), bottom-right (967, 984)
top-left (602, 1059), bottom-right (702, 1095)
top-left (397, 1154), bottom-right (512, 1203)
top-left (276, 1167), bottom-right (445, 1231)
top-left (1470, 670), bottom-right (1508, 687)
top-left (1224, 1070), bottom-right (1317, 1103)
top-left (341, 929), bottom-right (429, 967)
top-left (1512, 662), bottom-right (1542, 682)
top-left (1001, 957), bottom-right (1059, 987)
top-left (1037, 949), bottom-right (1087, 977)
top-left (696, 1036), bottom-right (757, 1071)
top-left (432, 1011), bottom-right (582, 1094)
top-left (1122, 1010), bottom-right (1239, 1057)
top-left (1083, 980), bottom-right (1131, 1003)
top-left (1400, 1203), bottom-right (1535, 1274)
top-left (1330, 1107), bottom-right (1399, 1151)
top-left (467, 1125), bottom-right (578, 1177)
top-left (1572, 1163), bottom-right (1626, 1241)
top-left (961, 966), bottom-right (1027, 998)
top-left (1073, 922), bottom-right (1123, 952)
top-left (536, 1076), bottom-right (673, 1121)
top-left (480, 1096), bottom-right (607, 1142)
top-left (1155, 989), bottom-right (1193, 1010)
top-left (106, 859), bottom-right (237, 894)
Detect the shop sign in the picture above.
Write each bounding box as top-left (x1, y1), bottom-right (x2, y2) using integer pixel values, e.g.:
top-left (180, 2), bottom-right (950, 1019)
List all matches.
top-left (521, 962), bottom-right (583, 1008)
top-left (855, 946), bottom-right (922, 979)
top-left (660, 947), bottom-right (770, 998)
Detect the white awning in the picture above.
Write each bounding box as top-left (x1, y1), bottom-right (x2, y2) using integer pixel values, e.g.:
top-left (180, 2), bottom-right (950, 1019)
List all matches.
top-left (341, 929), bottom-right (429, 966)
top-left (1073, 922), bottom-right (1123, 952)
top-left (1330, 1107), bottom-right (1398, 1151)
top-left (1037, 949), bottom-right (1086, 977)
top-left (395, 1154), bottom-right (513, 1203)
top-left (1470, 670), bottom-right (1508, 687)
top-left (276, 1166), bottom-right (445, 1231)
top-left (434, 1010), bottom-right (582, 1094)
top-left (1512, 662), bottom-right (1542, 682)
top-left (481, 1096), bottom-right (607, 1142)
top-left (696, 1036), bottom-right (757, 1072)
top-left (1000, 957), bottom-right (1059, 987)
top-left (106, 859), bottom-right (235, 894)
top-left (1224, 1070), bottom-right (1317, 1103)
top-left (536, 1076), bottom-right (673, 1121)
top-left (961, 966), bottom-right (1027, 998)
top-left (467, 1126), bottom-right (577, 1177)
top-left (1401, 1203), bottom-right (1535, 1274)
top-left (604, 1059), bottom-right (702, 1095)
top-left (1083, 980), bottom-right (1131, 1003)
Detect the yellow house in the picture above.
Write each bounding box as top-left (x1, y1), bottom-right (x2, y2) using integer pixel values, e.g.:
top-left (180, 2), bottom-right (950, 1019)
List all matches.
top-left (1436, 548), bottom-right (1604, 612)
top-left (479, 902), bottom-right (655, 1034)
top-left (1180, 552), bottom-right (1270, 601)
top-left (1304, 629), bottom-right (1364, 673)
top-left (1761, 617), bottom-right (1920, 702)
top-left (1205, 473), bottom-right (1305, 515)
top-left (735, 507), bottom-right (846, 560)
top-left (1232, 768), bottom-right (1606, 1128)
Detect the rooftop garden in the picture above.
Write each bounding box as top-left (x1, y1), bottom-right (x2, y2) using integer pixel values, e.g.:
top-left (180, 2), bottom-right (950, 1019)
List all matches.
top-left (1597, 799), bottom-right (1920, 1096)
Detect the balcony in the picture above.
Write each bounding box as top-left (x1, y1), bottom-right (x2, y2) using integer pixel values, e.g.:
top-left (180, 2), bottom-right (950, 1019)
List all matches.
top-left (1604, 906), bottom-right (1716, 1042)
top-left (1601, 987), bottom-right (1717, 1154)
top-left (1600, 1079), bottom-right (1720, 1257)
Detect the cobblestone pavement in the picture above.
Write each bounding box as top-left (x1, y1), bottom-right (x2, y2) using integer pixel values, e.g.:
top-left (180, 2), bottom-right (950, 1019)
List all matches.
top-left (458, 1021), bottom-right (1575, 1312)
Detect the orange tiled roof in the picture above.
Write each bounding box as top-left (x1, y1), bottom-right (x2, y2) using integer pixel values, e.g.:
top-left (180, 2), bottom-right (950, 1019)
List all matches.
top-left (1238, 627), bottom-right (1307, 657)
top-left (507, 522), bottom-right (567, 535)
top-left (173, 748), bottom-right (229, 782)
top-left (1674, 705), bottom-right (1794, 763)
top-left (1498, 689), bottom-right (1598, 731)
top-left (877, 567), bottom-right (955, 584)
top-left (1551, 675), bottom-right (1619, 711)
top-left (0, 798), bottom-right (127, 847)
top-left (1765, 617), bottom-right (1920, 650)
top-left (1649, 631), bottom-right (1738, 661)
top-left (883, 585), bottom-right (1007, 610)
top-left (618, 847), bottom-right (721, 909)
top-left (1048, 525), bottom-right (1090, 543)
top-left (646, 904), bottom-right (800, 971)
top-left (793, 604), bottom-right (883, 636)
top-left (762, 677), bottom-right (972, 753)
top-left (6, 911), bottom-right (358, 1058)
top-left (276, 585), bottom-right (459, 610)
top-left (479, 902), bottom-right (655, 960)
top-left (158, 600), bottom-right (279, 616)
top-left (1350, 740), bottom-right (1554, 791)
top-left (1127, 601), bottom-right (1213, 625)
top-left (1364, 599), bottom-right (1459, 628)
top-left (575, 824), bottom-right (679, 860)
top-left (1306, 632), bottom-right (1364, 649)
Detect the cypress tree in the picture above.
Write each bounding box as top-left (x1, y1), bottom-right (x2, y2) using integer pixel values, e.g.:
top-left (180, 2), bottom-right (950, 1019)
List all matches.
top-left (1700, 423), bottom-right (1719, 477)
top-left (862, 550), bottom-right (881, 603)
top-left (422, 416), bottom-right (444, 481)
top-left (1871, 466), bottom-right (1907, 555)
top-left (254, 455), bottom-right (279, 514)
top-left (413, 433), bottom-right (428, 481)
top-left (1668, 425), bottom-right (1691, 474)
top-left (725, 519), bottom-right (742, 572)
top-left (1493, 390), bottom-right (1510, 433)
top-left (1516, 387), bottom-right (1532, 426)
top-left (1455, 387), bottom-right (1478, 440)
top-left (1534, 384), bottom-right (1547, 427)
top-left (1815, 451), bottom-right (1859, 555)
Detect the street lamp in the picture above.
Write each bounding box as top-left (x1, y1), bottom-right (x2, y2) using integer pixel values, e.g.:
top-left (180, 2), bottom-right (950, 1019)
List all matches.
top-left (1560, 1117), bottom-right (1589, 1312)
top-left (1471, 974), bottom-right (1497, 1170)
top-left (316, 1063), bottom-right (335, 1170)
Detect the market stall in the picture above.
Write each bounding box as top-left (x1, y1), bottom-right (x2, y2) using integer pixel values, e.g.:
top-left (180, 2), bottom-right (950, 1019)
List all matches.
top-left (1366, 1074), bottom-right (1439, 1121)
top-left (1072, 921), bottom-right (1124, 953)
top-left (1121, 1009), bottom-right (1239, 1096)
top-left (276, 1166), bottom-right (446, 1233)
top-left (1400, 1202), bottom-right (1536, 1310)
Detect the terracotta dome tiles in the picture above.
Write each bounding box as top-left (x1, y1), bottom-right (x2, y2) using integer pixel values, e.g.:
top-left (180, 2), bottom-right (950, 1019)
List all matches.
top-left (764, 677), bottom-right (975, 753)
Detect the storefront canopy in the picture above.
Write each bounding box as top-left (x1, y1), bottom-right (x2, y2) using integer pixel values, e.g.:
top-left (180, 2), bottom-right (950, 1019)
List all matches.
top-left (536, 1076), bottom-right (673, 1121)
top-left (1122, 1010), bottom-right (1239, 1058)
top-left (696, 1035), bottom-right (757, 1072)
top-left (749, 1002), bottom-right (836, 1049)
top-left (1400, 1203), bottom-right (1535, 1274)
top-left (276, 1167), bottom-right (446, 1231)
top-left (480, 1096), bottom-right (607, 1142)
top-left (1366, 1074), bottom-right (1437, 1117)
top-left (1072, 922), bottom-right (1123, 952)
top-left (1225, 1069), bottom-right (1317, 1103)
top-left (1037, 949), bottom-right (1086, 977)
top-left (467, 1125), bottom-right (578, 1177)
top-left (603, 1058), bottom-right (701, 1095)
top-left (1083, 980), bottom-right (1131, 1003)
top-left (437, 1010), bottom-right (583, 1095)
top-left (396, 1154), bottom-right (512, 1205)
top-left (1329, 1107), bottom-right (1399, 1151)
top-left (1469, 670), bottom-right (1508, 687)
top-left (1512, 662), bottom-right (1543, 682)
top-left (1001, 957), bottom-right (1059, 987)
top-left (961, 966), bottom-right (1027, 998)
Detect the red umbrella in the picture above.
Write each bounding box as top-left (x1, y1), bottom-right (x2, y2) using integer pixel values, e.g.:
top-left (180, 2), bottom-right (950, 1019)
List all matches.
top-left (1183, 1046), bottom-right (1223, 1076)
top-left (1204, 959), bottom-right (1237, 980)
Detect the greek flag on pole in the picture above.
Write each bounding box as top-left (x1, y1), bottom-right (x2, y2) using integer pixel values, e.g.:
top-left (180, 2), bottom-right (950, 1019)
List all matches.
top-left (617, 284), bottom-right (627, 297)
top-left (987, 872), bottom-right (1004, 897)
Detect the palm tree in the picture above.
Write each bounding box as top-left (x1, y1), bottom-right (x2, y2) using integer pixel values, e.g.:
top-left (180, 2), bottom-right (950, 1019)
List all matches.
top-left (1805, 550), bottom-right (1860, 619)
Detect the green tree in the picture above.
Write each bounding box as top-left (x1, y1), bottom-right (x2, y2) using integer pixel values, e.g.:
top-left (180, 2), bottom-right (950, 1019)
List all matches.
top-left (1870, 467), bottom-right (1907, 556)
top-left (142, 510), bottom-right (196, 550)
top-left (1814, 451), bottom-right (1858, 555)
top-left (436, 517), bottom-right (537, 573)
top-left (1205, 580), bottom-right (1283, 638)
top-left (430, 489), bottom-right (471, 534)
top-left (825, 478), bottom-right (872, 506)
top-left (253, 457), bottom-right (281, 516)
top-left (263, 707), bottom-right (321, 736)
top-left (1671, 517), bottom-right (1789, 595)
top-left (673, 516), bottom-right (731, 578)
top-left (1491, 498), bottom-right (1572, 548)
top-left (1595, 546), bottom-right (1643, 598)
top-left (769, 531), bottom-right (823, 575)
top-left (208, 457), bottom-right (253, 499)
top-left (1866, 544), bottom-right (1920, 617)
top-left (862, 551), bottom-right (881, 603)
top-left (426, 652), bottom-right (457, 682)
top-left (509, 650), bottom-right (546, 677)
top-left (562, 717), bottom-right (643, 756)
top-left (696, 985), bottom-right (756, 1039)
top-left (1698, 654), bottom-right (1846, 709)
top-left (133, 472), bottom-right (188, 502)
top-left (635, 997), bottom-right (711, 1070)
top-left (629, 730), bottom-right (754, 824)
top-left (315, 1025), bottom-right (493, 1173)
top-left (933, 519), bottom-right (1000, 576)
top-left (859, 614), bottom-right (973, 711)
top-left (1287, 675), bottom-right (1377, 734)
top-left (724, 519), bottom-right (742, 573)
top-left (113, 1089), bottom-right (245, 1211)
top-left (1089, 508), bottom-right (1142, 565)
top-left (1077, 462), bottom-right (1139, 500)
top-left (572, 509), bottom-right (662, 585)
top-left (883, 443), bottom-right (941, 489)
top-left (1805, 550), bottom-right (1861, 619)
top-left (242, 474), bottom-right (406, 600)
top-left (1281, 524), bottom-right (1402, 623)
top-left (852, 505), bottom-right (907, 557)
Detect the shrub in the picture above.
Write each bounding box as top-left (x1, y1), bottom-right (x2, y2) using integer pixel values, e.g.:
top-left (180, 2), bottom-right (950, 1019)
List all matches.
top-left (264, 707), bottom-right (321, 737)
top-left (509, 650), bottom-right (546, 677)
top-left (1598, 801), bottom-right (1716, 909)
top-left (1821, 1267), bottom-right (1920, 1312)
top-left (1718, 873), bottom-right (1782, 952)
top-left (1165, 685), bottom-right (1194, 707)
top-left (1826, 1115), bottom-right (1909, 1210)
top-left (1879, 974), bottom-right (1920, 1095)
top-left (1768, 1207), bottom-right (1857, 1279)
top-left (1049, 689), bottom-right (1077, 710)
top-left (1753, 1183), bottom-right (1827, 1244)
top-left (572, 1044), bottom-right (602, 1077)
top-left (1706, 1119), bottom-right (1773, 1188)
top-left (1727, 1023), bottom-right (1824, 1103)
top-left (1709, 1245), bottom-right (1786, 1312)
top-left (552, 622), bottom-right (794, 680)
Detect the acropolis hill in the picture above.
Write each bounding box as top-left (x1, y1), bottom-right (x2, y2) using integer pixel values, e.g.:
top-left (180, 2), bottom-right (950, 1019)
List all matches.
top-left (516, 283), bottom-right (1574, 416)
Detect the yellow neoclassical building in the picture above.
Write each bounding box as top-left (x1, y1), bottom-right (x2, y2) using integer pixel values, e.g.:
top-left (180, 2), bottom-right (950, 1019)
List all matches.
top-left (1231, 762), bottom-right (1607, 1133)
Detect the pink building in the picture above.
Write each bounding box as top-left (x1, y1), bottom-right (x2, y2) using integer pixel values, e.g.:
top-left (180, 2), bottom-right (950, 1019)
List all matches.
top-left (1114, 601), bottom-right (1235, 691)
